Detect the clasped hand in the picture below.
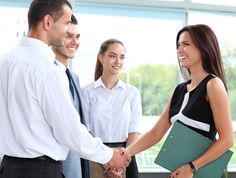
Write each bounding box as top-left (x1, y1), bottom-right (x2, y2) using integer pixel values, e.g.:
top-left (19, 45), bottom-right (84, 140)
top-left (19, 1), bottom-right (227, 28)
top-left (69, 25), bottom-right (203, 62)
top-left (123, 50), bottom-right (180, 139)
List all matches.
top-left (103, 148), bottom-right (131, 178)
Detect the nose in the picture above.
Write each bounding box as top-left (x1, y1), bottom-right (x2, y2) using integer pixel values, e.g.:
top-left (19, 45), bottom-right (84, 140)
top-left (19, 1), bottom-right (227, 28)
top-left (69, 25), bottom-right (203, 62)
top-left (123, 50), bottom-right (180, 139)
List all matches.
top-left (71, 36), bottom-right (77, 45)
top-left (67, 23), bottom-right (72, 34)
top-left (115, 57), bottom-right (122, 64)
top-left (177, 45), bottom-right (183, 55)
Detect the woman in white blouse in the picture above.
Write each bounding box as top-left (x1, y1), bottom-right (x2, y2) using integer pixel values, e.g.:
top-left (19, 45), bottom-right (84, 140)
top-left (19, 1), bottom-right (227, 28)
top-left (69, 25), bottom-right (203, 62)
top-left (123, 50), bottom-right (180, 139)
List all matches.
top-left (82, 39), bottom-right (142, 178)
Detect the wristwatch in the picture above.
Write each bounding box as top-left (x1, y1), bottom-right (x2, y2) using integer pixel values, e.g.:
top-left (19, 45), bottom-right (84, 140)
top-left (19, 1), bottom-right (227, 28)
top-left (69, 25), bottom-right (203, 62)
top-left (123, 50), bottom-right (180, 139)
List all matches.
top-left (189, 161), bottom-right (198, 174)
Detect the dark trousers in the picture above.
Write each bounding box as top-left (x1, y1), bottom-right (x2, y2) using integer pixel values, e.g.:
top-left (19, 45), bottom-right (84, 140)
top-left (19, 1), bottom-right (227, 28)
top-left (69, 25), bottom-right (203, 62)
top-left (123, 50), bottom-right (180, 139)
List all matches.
top-left (126, 156), bottom-right (139, 178)
top-left (81, 158), bottom-right (90, 178)
top-left (0, 155), bottom-right (64, 178)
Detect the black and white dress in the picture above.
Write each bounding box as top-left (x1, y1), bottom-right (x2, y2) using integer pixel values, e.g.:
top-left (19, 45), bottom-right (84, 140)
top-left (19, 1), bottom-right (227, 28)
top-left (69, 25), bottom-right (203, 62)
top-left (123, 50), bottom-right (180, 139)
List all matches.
top-left (169, 74), bottom-right (216, 140)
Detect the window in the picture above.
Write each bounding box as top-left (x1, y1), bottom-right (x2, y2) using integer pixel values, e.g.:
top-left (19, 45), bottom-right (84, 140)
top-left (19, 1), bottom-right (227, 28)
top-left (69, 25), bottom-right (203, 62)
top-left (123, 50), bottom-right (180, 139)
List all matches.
top-left (0, 0), bottom-right (235, 172)
top-left (191, 0), bottom-right (236, 6)
top-left (0, 7), bottom-right (27, 56)
top-left (189, 11), bottom-right (236, 168)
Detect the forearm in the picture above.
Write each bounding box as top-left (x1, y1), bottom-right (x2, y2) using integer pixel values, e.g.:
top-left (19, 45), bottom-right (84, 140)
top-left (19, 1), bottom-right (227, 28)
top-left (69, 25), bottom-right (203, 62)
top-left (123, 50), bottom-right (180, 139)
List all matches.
top-left (193, 137), bottom-right (233, 169)
top-left (127, 130), bottom-right (162, 156)
top-left (126, 132), bottom-right (139, 147)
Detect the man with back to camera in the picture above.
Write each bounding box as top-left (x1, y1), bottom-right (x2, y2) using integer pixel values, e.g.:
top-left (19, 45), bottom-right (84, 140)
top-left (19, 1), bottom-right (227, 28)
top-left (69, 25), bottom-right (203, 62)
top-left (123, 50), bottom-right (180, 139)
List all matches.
top-left (52, 14), bottom-right (90, 178)
top-left (0, 0), bottom-right (130, 178)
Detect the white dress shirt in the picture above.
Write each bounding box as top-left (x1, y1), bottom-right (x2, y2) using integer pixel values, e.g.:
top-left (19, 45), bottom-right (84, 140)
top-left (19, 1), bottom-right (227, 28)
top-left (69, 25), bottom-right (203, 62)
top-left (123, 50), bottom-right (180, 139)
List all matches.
top-left (82, 78), bottom-right (142, 143)
top-left (0, 37), bottom-right (112, 163)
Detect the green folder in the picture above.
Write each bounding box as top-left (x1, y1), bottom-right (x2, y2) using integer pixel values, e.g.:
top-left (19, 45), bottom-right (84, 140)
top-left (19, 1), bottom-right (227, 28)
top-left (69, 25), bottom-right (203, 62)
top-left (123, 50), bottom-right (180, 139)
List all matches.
top-left (154, 122), bottom-right (233, 178)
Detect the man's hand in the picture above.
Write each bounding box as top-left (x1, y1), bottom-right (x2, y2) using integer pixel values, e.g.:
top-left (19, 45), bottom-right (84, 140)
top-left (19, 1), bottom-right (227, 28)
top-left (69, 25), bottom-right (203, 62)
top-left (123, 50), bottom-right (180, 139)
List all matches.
top-left (106, 148), bottom-right (131, 170)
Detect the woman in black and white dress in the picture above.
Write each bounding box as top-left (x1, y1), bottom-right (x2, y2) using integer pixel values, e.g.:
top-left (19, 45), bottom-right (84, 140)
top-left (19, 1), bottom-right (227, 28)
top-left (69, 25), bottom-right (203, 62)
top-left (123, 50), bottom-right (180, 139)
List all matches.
top-left (126, 24), bottom-right (233, 178)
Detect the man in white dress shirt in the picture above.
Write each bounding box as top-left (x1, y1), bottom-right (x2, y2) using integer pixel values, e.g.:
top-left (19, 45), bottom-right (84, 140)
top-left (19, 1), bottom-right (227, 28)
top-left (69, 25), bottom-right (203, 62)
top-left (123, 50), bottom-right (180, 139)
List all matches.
top-left (0, 0), bottom-right (130, 178)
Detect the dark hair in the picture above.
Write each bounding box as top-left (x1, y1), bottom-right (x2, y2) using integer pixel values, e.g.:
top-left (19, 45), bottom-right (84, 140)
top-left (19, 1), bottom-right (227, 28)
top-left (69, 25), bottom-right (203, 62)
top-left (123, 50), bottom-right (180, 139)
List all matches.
top-left (28, 0), bottom-right (72, 29)
top-left (176, 24), bottom-right (227, 90)
top-left (71, 14), bottom-right (78, 25)
top-left (94, 39), bottom-right (125, 81)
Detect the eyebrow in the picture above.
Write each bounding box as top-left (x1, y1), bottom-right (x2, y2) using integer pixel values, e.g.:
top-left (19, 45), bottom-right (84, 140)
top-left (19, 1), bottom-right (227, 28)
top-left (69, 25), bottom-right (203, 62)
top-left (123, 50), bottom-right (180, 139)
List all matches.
top-left (178, 40), bottom-right (190, 44)
top-left (109, 52), bottom-right (117, 55)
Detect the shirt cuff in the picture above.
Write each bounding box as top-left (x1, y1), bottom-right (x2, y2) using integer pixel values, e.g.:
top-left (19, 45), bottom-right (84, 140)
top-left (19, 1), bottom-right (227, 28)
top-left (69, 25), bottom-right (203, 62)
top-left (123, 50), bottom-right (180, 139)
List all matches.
top-left (98, 144), bottom-right (114, 164)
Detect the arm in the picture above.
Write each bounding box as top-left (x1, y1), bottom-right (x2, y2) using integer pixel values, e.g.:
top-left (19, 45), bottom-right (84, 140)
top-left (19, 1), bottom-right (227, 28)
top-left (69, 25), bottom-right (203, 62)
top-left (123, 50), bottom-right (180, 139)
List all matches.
top-left (170, 78), bottom-right (234, 178)
top-left (127, 97), bottom-right (172, 156)
top-left (126, 132), bottom-right (139, 147)
top-left (126, 87), bottom-right (142, 147)
top-left (40, 70), bottom-right (129, 169)
top-left (81, 85), bottom-right (91, 131)
top-left (193, 78), bottom-right (233, 168)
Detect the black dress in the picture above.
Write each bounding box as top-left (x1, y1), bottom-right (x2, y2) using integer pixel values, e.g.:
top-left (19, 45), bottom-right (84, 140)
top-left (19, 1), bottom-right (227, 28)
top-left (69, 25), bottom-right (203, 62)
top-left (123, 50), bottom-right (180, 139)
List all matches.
top-left (169, 74), bottom-right (225, 178)
top-left (169, 74), bottom-right (216, 140)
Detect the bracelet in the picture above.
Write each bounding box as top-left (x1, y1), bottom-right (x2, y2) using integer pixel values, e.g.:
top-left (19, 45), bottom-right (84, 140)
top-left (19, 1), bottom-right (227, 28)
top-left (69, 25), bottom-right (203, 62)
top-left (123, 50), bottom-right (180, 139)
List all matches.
top-left (189, 161), bottom-right (198, 174)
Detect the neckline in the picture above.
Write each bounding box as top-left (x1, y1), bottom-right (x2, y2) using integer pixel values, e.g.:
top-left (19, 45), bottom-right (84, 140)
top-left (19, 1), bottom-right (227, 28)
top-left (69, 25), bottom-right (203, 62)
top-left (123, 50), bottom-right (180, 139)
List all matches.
top-left (186, 74), bottom-right (211, 93)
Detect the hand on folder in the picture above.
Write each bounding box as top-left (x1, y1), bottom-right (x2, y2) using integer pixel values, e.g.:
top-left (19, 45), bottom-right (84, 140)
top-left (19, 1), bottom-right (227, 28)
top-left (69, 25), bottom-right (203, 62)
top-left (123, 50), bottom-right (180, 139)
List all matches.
top-left (170, 164), bottom-right (193, 178)
top-left (154, 122), bottom-right (233, 178)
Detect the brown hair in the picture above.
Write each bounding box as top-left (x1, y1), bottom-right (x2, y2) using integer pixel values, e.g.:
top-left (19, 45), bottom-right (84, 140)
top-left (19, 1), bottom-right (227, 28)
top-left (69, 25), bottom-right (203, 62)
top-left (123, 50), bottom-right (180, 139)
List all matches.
top-left (176, 24), bottom-right (227, 90)
top-left (94, 39), bottom-right (125, 81)
top-left (28, 0), bottom-right (72, 29)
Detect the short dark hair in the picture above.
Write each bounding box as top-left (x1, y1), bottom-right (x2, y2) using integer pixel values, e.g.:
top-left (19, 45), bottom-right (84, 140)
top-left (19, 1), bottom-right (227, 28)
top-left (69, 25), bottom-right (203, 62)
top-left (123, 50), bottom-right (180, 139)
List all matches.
top-left (71, 14), bottom-right (78, 25)
top-left (28, 0), bottom-right (72, 29)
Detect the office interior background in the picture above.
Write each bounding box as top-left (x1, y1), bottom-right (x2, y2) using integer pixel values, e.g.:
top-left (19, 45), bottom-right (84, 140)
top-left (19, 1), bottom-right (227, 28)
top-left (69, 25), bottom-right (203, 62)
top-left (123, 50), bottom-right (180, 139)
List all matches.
top-left (0, 0), bottom-right (236, 177)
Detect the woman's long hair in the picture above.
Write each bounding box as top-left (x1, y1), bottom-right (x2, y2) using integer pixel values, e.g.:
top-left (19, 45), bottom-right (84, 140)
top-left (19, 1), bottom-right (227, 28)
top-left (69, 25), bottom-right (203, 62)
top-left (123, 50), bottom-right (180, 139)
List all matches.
top-left (176, 24), bottom-right (227, 90)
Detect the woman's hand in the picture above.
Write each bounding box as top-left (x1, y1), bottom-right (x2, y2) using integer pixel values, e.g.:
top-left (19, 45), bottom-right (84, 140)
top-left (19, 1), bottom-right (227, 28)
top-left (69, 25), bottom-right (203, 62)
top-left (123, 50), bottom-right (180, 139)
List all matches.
top-left (170, 164), bottom-right (193, 178)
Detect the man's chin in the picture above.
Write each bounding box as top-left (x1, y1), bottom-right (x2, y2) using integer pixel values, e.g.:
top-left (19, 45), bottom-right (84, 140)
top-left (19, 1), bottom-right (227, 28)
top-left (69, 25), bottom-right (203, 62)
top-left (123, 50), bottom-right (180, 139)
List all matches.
top-left (65, 54), bottom-right (76, 59)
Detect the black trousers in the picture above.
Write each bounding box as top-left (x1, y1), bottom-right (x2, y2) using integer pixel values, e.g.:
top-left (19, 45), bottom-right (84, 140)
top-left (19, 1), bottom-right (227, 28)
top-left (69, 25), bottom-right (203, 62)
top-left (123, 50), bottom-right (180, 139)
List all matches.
top-left (126, 156), bottom-right (139, 178)
top-left (0, 155), bottom-right (64, 178)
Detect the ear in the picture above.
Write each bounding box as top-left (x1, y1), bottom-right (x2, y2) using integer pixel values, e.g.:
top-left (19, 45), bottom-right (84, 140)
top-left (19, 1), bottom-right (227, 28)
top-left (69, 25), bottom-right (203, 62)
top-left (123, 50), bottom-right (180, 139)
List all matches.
top-left (98, 54), bottom-right (104, 64)
top-left (42, 15), bottom-right (53, 30)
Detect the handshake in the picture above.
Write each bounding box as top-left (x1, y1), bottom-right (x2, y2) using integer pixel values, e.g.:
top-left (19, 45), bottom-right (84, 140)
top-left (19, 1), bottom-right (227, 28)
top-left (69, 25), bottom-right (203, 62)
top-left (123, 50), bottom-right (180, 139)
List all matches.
top-left (103, 148), bottom-right (132, 178)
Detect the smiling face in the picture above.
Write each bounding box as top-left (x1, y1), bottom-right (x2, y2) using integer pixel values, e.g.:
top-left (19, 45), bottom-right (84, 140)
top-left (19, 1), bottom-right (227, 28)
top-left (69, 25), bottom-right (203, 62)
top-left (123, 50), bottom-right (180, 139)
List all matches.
top-left (99, 43), bottom-right (126, 76)
top-left (48, 4), bottom-right (72, 48)
top-left (177, 31), bottom-right (202, 70)
top-left (52, 23), bottom-right (80, 66)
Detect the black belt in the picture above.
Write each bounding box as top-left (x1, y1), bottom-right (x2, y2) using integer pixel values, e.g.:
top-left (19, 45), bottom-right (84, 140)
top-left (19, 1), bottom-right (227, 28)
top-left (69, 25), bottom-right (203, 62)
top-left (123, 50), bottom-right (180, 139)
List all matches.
top-left (4, 155), bottom-right (56, 162)
top-left (103, 142), bottom-right (126, 148)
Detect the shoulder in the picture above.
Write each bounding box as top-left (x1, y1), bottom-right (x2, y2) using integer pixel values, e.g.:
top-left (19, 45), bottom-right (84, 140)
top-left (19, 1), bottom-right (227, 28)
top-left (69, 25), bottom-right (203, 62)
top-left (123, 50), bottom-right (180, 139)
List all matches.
top-left (122, 82), bottom-right (140, 94)
top-left (207, 76), bottom-right (226, 94)
top-left (82, 82), bottom-right (95, 92)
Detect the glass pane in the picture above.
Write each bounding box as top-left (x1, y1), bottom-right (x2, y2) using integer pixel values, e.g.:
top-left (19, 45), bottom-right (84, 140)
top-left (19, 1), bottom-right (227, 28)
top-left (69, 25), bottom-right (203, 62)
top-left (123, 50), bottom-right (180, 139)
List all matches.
top-left (152, 0), bottom-right (184, 1)
top-left (0, 7), bottom-right (27, 56)
top-left (189, 11), bottom-right (236, 168)
top-left (191, 0), bottom-right (236, 6)
top-left (74, 7), bottom-right (183, 169)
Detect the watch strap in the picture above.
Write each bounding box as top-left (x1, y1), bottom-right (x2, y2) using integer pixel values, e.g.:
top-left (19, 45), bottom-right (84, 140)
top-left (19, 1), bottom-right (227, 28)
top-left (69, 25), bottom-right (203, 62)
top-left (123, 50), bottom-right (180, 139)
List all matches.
top-left (189, 161), bottom-right (198, 174)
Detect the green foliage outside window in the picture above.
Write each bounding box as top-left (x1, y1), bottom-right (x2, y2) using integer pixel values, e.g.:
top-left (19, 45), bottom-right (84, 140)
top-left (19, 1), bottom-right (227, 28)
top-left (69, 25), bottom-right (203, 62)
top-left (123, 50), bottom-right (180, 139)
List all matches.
top-left (120, 64), bottom-right (179, 116)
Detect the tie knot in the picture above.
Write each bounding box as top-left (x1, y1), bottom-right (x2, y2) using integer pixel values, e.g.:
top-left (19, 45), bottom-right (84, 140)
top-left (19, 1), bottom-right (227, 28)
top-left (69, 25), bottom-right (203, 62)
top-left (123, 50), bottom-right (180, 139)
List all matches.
top-left (65, 68), bottom-right (71, 77)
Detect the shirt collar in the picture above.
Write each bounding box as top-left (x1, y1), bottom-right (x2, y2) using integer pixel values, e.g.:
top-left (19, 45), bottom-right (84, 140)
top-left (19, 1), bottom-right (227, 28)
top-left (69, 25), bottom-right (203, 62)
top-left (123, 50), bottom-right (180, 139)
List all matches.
top-left (54, 59), bottom-right (67, 71)
top-left (19, 37), bottom-right (56, 64)
top-left (94, 77), bottom-right (126, 90)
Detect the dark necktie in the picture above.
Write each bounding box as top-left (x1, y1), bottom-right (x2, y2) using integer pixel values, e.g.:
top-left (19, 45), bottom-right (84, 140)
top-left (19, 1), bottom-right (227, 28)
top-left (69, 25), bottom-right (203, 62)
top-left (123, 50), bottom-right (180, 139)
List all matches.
top-left (65, 68), bottom-right (74, 100)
